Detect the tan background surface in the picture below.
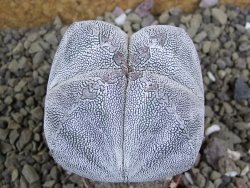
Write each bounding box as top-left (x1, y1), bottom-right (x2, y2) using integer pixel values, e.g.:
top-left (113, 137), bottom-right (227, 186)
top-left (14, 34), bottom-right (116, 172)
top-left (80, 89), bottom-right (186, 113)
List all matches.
top-left (0, 0), bottom-right (250, 29)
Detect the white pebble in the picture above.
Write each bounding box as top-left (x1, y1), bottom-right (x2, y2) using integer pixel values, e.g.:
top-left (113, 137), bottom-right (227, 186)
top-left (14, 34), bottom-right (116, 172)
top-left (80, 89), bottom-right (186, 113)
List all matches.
top-left (115, 13), bottom-right (127, 25)
top-left (199, 0), bottom-right (218, 8)
top-left (225, 171), bottom-right (238, 177)
top-left (184, 172), bottom-right (194, 185)
top-left (241, 165), bottom-right (249, 176)
top-left (227, 149), bottom-right (241, 161)
top-left (207, 71), bottom-right (216, 82)
top-left (205, 124), bottom-right (220, 136)
top-left (125, 9), bottom-right (132, 14)
top-left (245, 22), bottom-right (250, 29)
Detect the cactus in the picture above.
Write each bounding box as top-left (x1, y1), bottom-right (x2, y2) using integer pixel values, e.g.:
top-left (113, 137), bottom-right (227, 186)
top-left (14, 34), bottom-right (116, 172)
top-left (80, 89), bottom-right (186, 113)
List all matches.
top-left (43, 20), bottom-right (204, 183)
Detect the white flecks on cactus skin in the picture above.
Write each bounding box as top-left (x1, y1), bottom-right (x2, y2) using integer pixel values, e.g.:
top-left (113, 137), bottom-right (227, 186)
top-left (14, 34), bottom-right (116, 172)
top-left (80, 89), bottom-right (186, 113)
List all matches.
top-left (43, 20), bottom-right (204, 183)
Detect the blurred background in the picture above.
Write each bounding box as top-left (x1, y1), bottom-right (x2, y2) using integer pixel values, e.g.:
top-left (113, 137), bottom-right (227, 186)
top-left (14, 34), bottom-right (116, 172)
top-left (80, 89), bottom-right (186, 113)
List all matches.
top-left (0, 0), bottom-right (250, 188)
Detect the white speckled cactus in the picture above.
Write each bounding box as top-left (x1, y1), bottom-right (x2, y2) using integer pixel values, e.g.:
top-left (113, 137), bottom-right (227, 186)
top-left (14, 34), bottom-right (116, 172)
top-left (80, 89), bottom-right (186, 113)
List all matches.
top-left (43, 20), bottom-right (204, 183)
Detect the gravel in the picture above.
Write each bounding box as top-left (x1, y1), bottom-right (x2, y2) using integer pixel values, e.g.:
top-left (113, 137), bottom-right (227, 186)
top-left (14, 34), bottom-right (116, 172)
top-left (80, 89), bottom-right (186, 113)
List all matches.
top-left (0, 2), bottom-right (250, 188)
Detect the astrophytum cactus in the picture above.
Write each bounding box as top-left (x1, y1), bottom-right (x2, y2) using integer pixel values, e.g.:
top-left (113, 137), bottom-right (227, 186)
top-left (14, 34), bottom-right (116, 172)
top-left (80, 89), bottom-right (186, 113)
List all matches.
top-left (43, 20), bottom-right (204, 183)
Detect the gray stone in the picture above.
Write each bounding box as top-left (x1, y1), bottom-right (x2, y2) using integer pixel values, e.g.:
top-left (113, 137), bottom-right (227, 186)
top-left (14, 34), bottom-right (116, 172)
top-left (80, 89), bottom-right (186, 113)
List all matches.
top-left (17, 56), bottom-right (29, 70)
top-left (194, 31), bottom-right (207, 43)
top-left (234, 122), bottom-right (250, 130)
top-left (8, 119), bottom-right (20, 130)
top-left (0, 153), bottom-right (5, 164)
top-left (169, 7), bottom-right (182, 16)
top-left (12, 42), bottom-right (24, 54)
top-left (239, 41), bottom-right (250, 52)
top-left (11, 112), bottom-right (23, 123)
top-left (218, 156), bottom-right (240, 175)
top-left (0, 142), bottom-right (12, 154)
top-left (11, 168), bottom-right (19, 182)
top-left (218, 124), bottom-right (242, 145)
top-left (4, 96), bottom-right (13, 105)
top-left (195, 173), bottom-right (206, 187)
top-left (29, 180), bottom-right (41, 188)
top-left (30, 106), bottom-right (44, 121)
top-left (204, 138), bottom-right (227, 169)
top-left (60, 26), bottom-right (69, 36)
top-left (53, 16), bottom-right (63, 30)
top-left (235, 178), bottom-right (248, 188)
top-left (202, 41), bottom-right (211, 53)
top-left (25, 97), bottom-right (34, 106)
top-left (54, 183), bottom-right (62, 188)
top-left (141, 14), bottom-right (155, 27)
top-left (206, 25), bottom-right (221, 40)
top-left (15, 93), bottom-right (25, 101)
top-left (187, 14), bottom-right (202, 38)
top-left (50, 166), bottom-right (59, 180)
top-left (34, 133), bottom-right (40, 142)
top-left (158, 11), bottom-right (170, 24)
top-left (33, 51), bottom-right (45, 69)
top-left (209, 40), bottom-right (220, 55)
top-left (4, 152), bottom-right (17, 170)
top-left (62, 184), bottom-right (75, 188)
top-left (29, 41), bottom-right (43, 54)
top-left (0, 128), bottom-right (9, 140)
top-left (14, 79), bottom-right (27, 92)
top-left (211, 8), bottom-right (228, 25)
top-left (227, 10), bottom-right (238, 20)
top-left (127, 13), bottom-right (142, 24)
top-left (17, 129), bottom-right (32, 150)
top-left (210, 170), bottom-right (221, 181)
top-left (131, 23), bottom-right (141, 31)
top-left (104, 12), bottom-right (115, 22)
top-left (39, 39), bottom-right (51, 50)
top-left (122, 21), bottom-right (132, 33)
top-left (69, 174), bottom-right (84, 187)
top-left (20, 175), bottom-right (29, 188)
top-left (27, 33), bottom-right (39, 42)
top-left (235, 58), bottom-right (246, 70)
top-left (223, 102), bottom-right (233, 114)
top-left (234, 78), bottom-right (250, 100)
top-left (34, 85), bottom-right (46, 98)
top-left (9, 130), bottom-right (19, 145)
top-left (43, 180), bottom-right (56, 187)
top-left (0, 85), bottom-right (8, 96)
top-left (205, 180), bottom-right (215, 188)
top-left (216, 59), bottom-right (226, 69)
top-left (205, 105), bottom-right (214, 117)
top-left (214, 178), bottom-right (222, 188)
top-left (44, 31), bottom-right (58, 46)
top-left (8, 59), bottom-right (18, 73)
top-left (22, 164), bottom-right (40, 184)
top-left (180, 14), bottom-right (192, 24)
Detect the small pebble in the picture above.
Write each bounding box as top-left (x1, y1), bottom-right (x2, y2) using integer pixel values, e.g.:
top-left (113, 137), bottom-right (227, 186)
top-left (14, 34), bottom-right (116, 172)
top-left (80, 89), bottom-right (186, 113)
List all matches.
top-left (184, 172), bottom-right (194, 185)
top-left (227, 149), bottom-right (241, 161)
top-left (22, 164), bottom-right (40, 184)
top-left (200, 0), bottom-right (218, 8)
top-left (158, 11), bottom-right (170, 24)
top-left (241, 165), bottom-right (249, 176)
top-left (207, 71), bottom-right (216, 82)
top-left (211, 8), bottom-right (228, 25)
top-left (205, 124), bottom-right (220, 136)
top-left (115, 13), bottom-right (127, 25)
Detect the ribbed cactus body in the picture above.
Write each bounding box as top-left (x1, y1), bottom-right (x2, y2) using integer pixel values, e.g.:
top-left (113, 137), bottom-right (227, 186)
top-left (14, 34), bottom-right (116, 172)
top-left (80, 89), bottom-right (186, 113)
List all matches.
top-left (44, 20), bottom-right (204, 183)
